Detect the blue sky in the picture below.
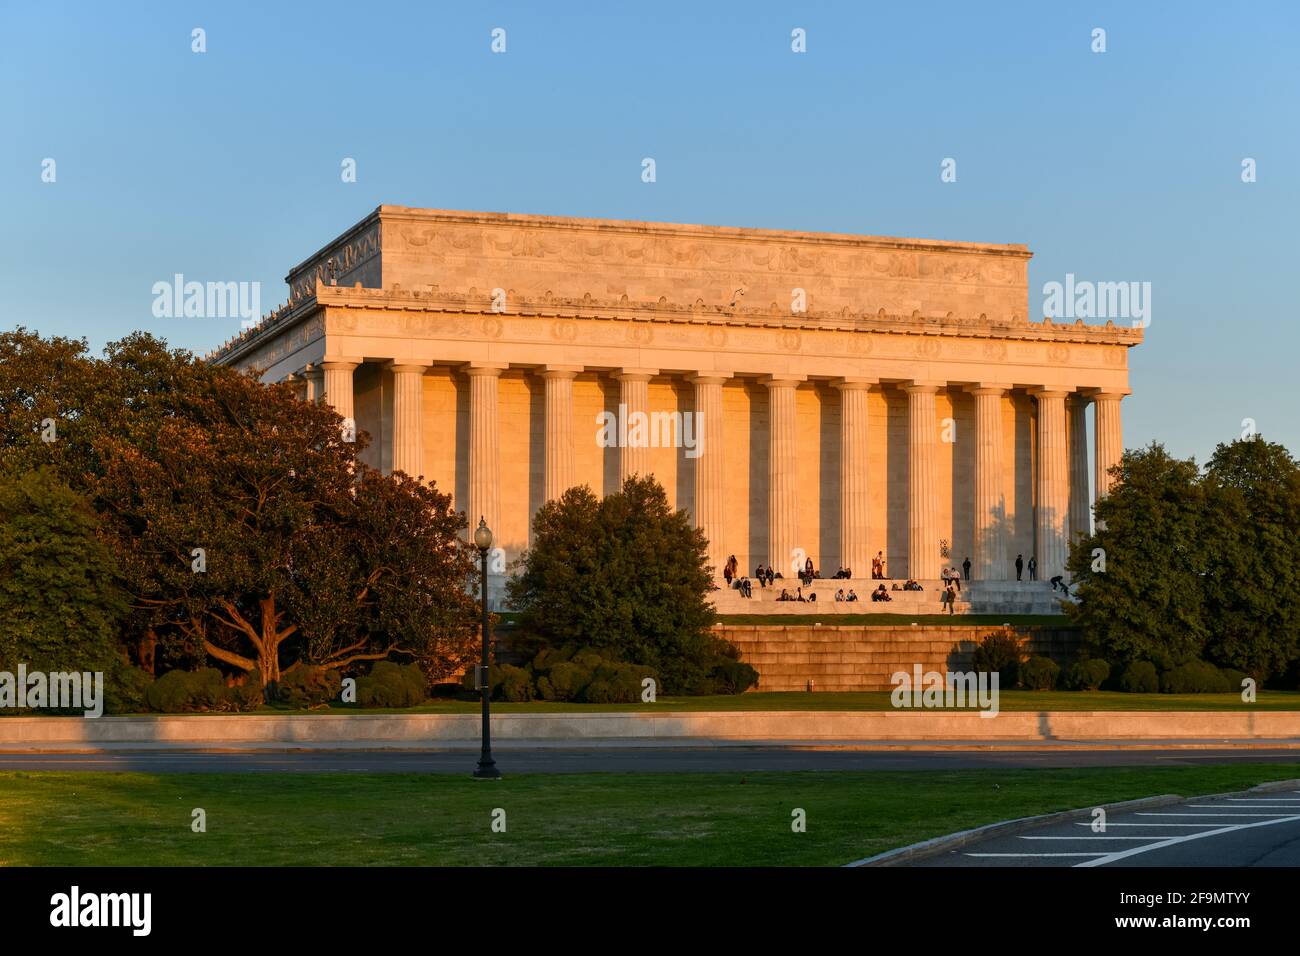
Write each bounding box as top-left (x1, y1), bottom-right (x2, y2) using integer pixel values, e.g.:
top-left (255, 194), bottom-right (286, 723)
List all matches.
top-left (2, 1), bottom-right (1296, 463)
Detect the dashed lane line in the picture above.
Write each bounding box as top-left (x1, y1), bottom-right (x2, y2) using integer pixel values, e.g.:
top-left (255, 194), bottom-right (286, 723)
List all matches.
top-left (1018, 836), bottom-right (1169, 841)
top-left (967, 858), bottom-right (1107, 863)
top-left (1134, 811), bottom-right (1298, 817)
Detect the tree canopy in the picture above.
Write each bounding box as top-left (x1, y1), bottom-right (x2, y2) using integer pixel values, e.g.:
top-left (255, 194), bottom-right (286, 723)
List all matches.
top-left (0, 328), bottom-right (478, 690)
top-left (0, 465), bottom-right (128, 676)
top-left (1067, 436), bottom-right (1300, 682)
top-left (507, 475), bottom-right (725, 693)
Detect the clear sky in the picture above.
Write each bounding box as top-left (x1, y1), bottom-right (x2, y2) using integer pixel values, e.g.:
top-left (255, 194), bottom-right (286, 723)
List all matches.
top-left (2, 1), bottom-right (1296, 464)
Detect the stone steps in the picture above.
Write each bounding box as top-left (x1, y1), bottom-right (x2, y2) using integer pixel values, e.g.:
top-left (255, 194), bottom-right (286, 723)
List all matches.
top-left (720, 623), bottom-right (1080, 692)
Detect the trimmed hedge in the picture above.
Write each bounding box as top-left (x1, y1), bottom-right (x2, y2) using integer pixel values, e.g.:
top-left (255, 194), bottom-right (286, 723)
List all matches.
top-left (1065, 659), bottom-right (1110, 691)
top-left (1018, 656), bottom-right (1060, 691)
top-left (1221, 668), bottom-right (1250, 694)
top-left (1161, 660), bottom-right (1231, 694)
top-left (358, 661), bottom-right (428, 708)
top-left (971, 633), bottom-right (1023, 686)
top-left (144, 667), bottom-right (263, 713)
top-left (277, 665), bottom-right (342, 707)
top-left (459, 647), bottom-right (719, 703)
top-left (1119, 661), bottom-right (1159, 694)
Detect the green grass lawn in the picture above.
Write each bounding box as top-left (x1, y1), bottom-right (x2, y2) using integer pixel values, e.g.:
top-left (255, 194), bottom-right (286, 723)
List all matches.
top-left (2, 765), bottom-right (1297, 866)
top-left (58, 689), bottom-right (1300, 716)
top-left (248, 688), bottom-right (1300, 713)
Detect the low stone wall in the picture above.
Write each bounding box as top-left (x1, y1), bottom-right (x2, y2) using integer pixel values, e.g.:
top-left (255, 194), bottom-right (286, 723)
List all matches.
top-left (1, 710), bottom-right (1296, 751)
top-left (720, 624), bottom-right (1081, 692)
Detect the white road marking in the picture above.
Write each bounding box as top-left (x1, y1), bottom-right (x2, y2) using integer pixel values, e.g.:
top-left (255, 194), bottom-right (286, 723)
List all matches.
top-left (1076, 813), bottom-right (1300, 867)
top-left (1019, 836), bottom-right (1166, 841)
top-left (966, 852), bottom-right (1109, 858)
top-left (1222, 798), bottom-right (1300, 803)
top-left (1135, 812), bottom-right (1294, 817)
top-left (1072, 822), bottom-right (1221, 828)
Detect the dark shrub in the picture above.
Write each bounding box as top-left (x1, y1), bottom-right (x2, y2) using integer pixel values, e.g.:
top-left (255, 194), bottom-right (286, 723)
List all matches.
top-left (144, 671), bottom-right (258, 712)
top-left (711, 660), bottom-right (759, 695)
top-left (496, 664), bottom-right (535, 702)
top-left (541, 660), bottom-right (595, 701)
top-left (277, 665), bottom-right (341, 708)
top-left (226, 671), bottom-right (265, 711)
top-left (971, 633), bottom-right (1023, 685)
top-left (144, 670), bottom-right (192, 713)
top-left (584, 675), bottom-right (639, 704)
top-left (1119, 661), bottom-right (1159, 694)
top-left (1065, 659), bottom-right (1110, 691)
top-left (105, 665), bottom-right (155, 714)
top-left (531, 646), bottom-right (572, 672)
top-left (1220, 668), bottom-right (1251, 695)
top-left (1161, 660), bottom-right (1231, 694)
top-left (1019, 656), bottom-right (1060, 690)
top-left (359, 661), bottom-right (428, 708)
top-left (144, 668), bottom-right (228, 712)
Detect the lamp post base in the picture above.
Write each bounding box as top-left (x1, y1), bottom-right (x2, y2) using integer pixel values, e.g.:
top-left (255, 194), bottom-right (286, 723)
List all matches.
top-left (473, 759), bottom-right (502, 780)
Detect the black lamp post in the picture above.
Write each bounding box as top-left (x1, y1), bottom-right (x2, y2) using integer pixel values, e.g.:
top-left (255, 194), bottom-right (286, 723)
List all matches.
top-left (472, 517), bottom-right (501, 780)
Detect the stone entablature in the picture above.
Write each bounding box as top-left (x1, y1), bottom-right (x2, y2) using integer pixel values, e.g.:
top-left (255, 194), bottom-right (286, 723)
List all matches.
top-left (210, 283), bottom-right (1138, 386)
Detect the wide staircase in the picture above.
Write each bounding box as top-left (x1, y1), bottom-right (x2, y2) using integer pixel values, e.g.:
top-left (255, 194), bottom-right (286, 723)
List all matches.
top-left (711, 577), bottom-right (1068, 616)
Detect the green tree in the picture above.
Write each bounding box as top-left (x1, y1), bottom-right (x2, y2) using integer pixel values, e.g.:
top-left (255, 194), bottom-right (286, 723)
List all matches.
top-left (0, 466), bottom-right (128, 676)
top-left (0, 329), bottom-right (479, 689)
top-left (508, 475), bottom-right (724, 693)
top-left (91, 354), bottom-right (477, 687)
top-left (1065, 443), bottom-right (1207, 669)
top-left (1200, 436), bottom-right (1300, 679)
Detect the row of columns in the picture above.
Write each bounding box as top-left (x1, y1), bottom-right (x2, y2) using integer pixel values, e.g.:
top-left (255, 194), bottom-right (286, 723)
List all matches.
top-left (303, 361), bottom-right (1124, 582)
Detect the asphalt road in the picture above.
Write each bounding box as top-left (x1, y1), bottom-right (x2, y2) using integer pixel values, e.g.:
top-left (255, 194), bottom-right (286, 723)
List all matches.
top-left (909, 789), bottom-right (1300, 867)
top-left (1, 747), bottom-right (1298, 774)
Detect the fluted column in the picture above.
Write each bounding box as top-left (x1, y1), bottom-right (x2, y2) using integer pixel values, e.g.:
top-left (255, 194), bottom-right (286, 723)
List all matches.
top-left (466, 364), bottom-right (506, 542)
top-left (969, 384), bottom-right (1008, 580)
top-left (764, 376), bottom-right (802, 575)
top-left (540, 367), bottom-right (580, 502)
top-left (1068, 393), bottom-right (1091, 540)
top-left (1093, 391), bottom-right (1126, 498)
top-left (1032, 388), bottom-right (1070, 580)
top-left (689, 374), bottom-right (729, 578)
top-left (321, 360), bottom-right (358, 432)
top-left (615, 369), bottom-right (657, 484)
top-left (389, 363), bottom-right (428, 479)
top-left (302, 364), bottom-right (324, 404)
top-left (906, 383), bottom-right (940, 580)
top-left (834, 378), bottom-right (874, 577)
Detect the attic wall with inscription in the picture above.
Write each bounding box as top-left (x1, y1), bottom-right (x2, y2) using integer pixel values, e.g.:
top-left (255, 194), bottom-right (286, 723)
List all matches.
top-left (377, 211), bottom-right (1030, 322)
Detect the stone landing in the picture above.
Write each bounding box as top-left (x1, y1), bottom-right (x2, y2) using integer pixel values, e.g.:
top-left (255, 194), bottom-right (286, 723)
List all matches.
top-left (711, 579), bottom-right (1068, 616)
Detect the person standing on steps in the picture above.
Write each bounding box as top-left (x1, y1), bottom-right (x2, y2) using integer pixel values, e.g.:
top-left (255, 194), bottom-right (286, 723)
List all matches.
top-left (1015, 554), bottom-right (1024, 581)
top-left (963, 556), bottom-right (971, 582)
top-left (1027, 555), bottom-right (1037, 581)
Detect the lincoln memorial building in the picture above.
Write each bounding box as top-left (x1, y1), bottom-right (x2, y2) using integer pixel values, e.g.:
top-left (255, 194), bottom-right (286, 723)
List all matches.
top-left (209, 206), bottom-right (1141, 594)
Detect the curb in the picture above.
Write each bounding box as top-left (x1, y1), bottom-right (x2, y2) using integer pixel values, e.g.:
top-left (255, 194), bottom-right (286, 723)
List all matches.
top-left (844, 778), bottom-right (1300, 867)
